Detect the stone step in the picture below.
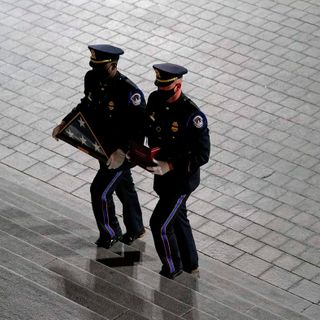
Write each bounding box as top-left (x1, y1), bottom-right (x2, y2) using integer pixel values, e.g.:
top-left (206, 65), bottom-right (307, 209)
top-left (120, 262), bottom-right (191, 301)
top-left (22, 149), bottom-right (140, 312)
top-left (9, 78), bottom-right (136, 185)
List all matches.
top-left (0, 245), bottom-right (183, 320)
top-left (0, 246), bottom-right (146, 320)
top-left (130, 238), bottom-right (312, 320)
top-left (0, 265), bottom-right (113, 320)
top-left (3, 178), bottom-right (276, 317)
top-left (0, 198), bottom-right (258, 320)
top-left (0, 200), bottom-right (252, 320)
top-left (0, 212), bottom-right (191, 320)
top-left (0, 174), bottom-right (313, 320)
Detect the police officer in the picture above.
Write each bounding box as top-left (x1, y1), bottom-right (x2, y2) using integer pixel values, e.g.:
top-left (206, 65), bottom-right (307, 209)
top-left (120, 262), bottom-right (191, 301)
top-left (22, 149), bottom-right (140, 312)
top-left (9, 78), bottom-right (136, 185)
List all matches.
top-left (52, 44), bottom-right (146, 248)
top-left (144, 63), bottom-right (210, 279)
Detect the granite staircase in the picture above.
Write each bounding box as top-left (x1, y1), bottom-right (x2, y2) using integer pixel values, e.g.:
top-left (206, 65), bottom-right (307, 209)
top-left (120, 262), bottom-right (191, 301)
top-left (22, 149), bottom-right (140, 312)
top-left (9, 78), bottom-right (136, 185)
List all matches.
top-left (0, 174), bottom-right (314, 320)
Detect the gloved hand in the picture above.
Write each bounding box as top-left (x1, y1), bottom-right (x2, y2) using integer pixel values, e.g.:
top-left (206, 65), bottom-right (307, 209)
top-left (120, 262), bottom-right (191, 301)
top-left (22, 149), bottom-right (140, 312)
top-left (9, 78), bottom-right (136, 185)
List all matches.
top-left (107, 149), bottom-right (126, 169)
top-left (52, 122), bottom-right (65, 141)
top-left (146, 160), bottom-right (172, 175)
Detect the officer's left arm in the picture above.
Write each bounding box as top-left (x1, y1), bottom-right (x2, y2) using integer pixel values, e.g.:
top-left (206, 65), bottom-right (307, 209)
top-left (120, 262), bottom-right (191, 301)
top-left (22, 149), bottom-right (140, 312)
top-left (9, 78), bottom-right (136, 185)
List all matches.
top-left (126, 88), bottom-right (146, 145)
top-left (171, 111), bottom-right (211, 173)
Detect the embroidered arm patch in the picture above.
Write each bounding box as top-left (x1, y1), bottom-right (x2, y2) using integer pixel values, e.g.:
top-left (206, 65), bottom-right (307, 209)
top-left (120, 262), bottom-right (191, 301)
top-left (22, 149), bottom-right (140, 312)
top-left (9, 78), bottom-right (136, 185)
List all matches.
top-left (188, 111), bottom-right (207, 129)
top-left (130, 92), bottom-right (142, 106)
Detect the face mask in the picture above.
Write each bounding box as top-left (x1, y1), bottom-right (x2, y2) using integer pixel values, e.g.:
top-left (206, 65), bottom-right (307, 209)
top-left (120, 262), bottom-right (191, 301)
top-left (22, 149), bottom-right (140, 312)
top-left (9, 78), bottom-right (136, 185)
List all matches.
top-left (157, 87), bottom-right (176, 101)
top-left (92, 64), bottom-right (115, 80)
top-left (92, 64), bottom-right (106, 76)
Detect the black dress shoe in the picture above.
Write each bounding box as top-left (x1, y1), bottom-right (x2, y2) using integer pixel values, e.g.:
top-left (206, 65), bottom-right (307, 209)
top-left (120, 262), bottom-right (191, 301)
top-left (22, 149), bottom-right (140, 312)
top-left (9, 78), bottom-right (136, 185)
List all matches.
top-left (95, 235), bottom-right (122, 249)
top-left (159, 268), bottom-right (183, 280)
top-left (122, 228), bottom-right (146, 245)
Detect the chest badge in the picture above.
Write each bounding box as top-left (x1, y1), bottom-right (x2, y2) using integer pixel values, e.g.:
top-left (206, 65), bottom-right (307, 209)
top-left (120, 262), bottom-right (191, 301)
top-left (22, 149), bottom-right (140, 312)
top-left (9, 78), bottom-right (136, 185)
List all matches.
top-left (108, 101), bottom-right (115, 110)
top-left (171, 121), bottom-right (179, 133)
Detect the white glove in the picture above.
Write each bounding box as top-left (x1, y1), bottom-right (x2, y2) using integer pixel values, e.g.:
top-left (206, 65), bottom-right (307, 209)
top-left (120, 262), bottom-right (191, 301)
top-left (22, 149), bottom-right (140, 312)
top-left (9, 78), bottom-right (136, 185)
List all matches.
top-left (146, 160), bottom-right (172, 175)
top-left (107, 149), bottom-right (126, 169)
top-left (52, 122), bottom-right (65, 141)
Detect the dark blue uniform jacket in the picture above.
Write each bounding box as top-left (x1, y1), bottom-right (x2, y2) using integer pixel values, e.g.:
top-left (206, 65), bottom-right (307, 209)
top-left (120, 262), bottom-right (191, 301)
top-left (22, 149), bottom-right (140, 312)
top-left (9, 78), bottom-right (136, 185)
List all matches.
top-left (63, 70), bottom-right (146, 169)
top-left (145, 91), bottom-right (210, 195)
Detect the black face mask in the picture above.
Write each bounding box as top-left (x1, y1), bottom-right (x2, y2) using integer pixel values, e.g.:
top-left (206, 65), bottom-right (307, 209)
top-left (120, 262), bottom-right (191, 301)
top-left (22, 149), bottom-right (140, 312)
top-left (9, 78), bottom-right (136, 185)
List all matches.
top-left (92, 64), bottom-right (114, 80)
top-left (157, 87), bottom-right (176, 101)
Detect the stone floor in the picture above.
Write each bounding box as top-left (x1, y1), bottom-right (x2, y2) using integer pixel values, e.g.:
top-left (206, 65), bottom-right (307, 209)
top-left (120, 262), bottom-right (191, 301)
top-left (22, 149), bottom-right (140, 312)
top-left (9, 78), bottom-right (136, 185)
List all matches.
top-left (0, 0), bottom-right (320, 317)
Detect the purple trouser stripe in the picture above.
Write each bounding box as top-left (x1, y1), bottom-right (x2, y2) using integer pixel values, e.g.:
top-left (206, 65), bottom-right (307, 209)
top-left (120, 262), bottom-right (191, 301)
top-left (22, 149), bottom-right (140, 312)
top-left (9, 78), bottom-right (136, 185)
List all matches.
top-left (101, 171), bottom-right (122, 238)
top-left (160, 194), bottom-right (186, 273)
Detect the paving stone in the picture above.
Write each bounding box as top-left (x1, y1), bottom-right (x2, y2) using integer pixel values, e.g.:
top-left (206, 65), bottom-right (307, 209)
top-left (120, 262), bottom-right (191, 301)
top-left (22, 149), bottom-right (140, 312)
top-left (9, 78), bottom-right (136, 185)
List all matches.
top-left (212, 194), bottom-right (240, 210)
top-left (302, 303), bottom-right (320, 320)
top-left (45, 154), bottom-right (70, 169)
top-left (289, 280), bottom-right (320, 304)
top-left (229, 202), bottom-right (256, 218)
top-left (224, 216), bottom-right (252, 232)
top-left (261, 231), bottom-right (290, 248)
top-left (0, 145), bottom-right (15, 160)
top-left (231, 253), bottom-right (271, 277)
top-left (49, 172), bottom-right (85, 193)
top-left (235, 236), bottom-right (265, 254)
top-left (260, 266), bottom-right (302, 290)
top-left (280, 239), bottom-right (308, 256)
top-left (291, 212), bottom-right (319, 228)
top-left (216, 228), bottom-right (245, 246)
top-left (14, 141), bottom-right (40, 155)
top-left (193, 186), bottom-right (222, 202)
top-left (205, 207), bottom-right (233, 224)
top-left (60, 161), bottom-right (87, 176)
top-left (25, 162), bottom-right (60, 182)
top-left (187, 196), bottom-right (214, 214)
top-left (254, 245), bottom-right (283, 263)
top-left (285, 226), bottom-right (315, 243)
top-left (266, 217), bottom-right (294, 234)
top-left (235, 189), bottom-right (262, 205)
top-left (241, 176), bottom-right (269, 191)
top-left (2, 152), bottom-right (38, 171)
top-left (293, 262), bottom-right (320, 281)
top-left (241, 223), bottom-right (270, 240)
top-left (247, 210), bottom-right (276, 225)
top-left (274, 253), bottom-right (303, 271)
top-left (299, 247), bottom-right (320, 266)
top-left (0, 135), bottom-right (24, 148)
top-left (198, 220), bottom-right (226, 238)
top-left (202, 240), bottom-right (244, 264)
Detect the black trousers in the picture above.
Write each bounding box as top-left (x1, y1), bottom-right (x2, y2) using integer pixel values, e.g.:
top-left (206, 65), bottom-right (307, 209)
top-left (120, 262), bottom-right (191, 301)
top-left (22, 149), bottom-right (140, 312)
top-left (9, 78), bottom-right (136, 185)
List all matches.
top-left (90, 167), bottom-right (144, 241)
top-left (150, 192), bottom-right (198, 274)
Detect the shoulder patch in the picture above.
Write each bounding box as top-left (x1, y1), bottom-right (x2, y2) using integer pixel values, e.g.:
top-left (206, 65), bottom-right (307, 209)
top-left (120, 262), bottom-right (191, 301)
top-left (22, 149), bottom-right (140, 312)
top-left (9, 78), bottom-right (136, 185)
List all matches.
top-left (187, 111), bottom-right (207, 129)
top-left (193, 115), bottom-right (204, 128)
top-left (131, 92), bottom-right (142, 106)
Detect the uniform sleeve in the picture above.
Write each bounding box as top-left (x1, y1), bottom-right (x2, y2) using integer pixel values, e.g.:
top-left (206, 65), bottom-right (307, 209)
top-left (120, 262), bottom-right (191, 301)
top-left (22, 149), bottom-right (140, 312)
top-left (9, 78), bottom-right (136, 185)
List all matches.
top-left (171, 111), bottom-right (210, 173)
top-left (120, 87), bottom-right (146, 151)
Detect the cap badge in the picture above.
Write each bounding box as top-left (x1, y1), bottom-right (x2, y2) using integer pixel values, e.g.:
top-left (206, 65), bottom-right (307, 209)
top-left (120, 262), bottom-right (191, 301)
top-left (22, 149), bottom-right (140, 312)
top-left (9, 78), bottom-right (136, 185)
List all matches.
top-left (90, 49), bottom-right (96, 60)
top-left (155, 69), bottom-right (161, 79)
